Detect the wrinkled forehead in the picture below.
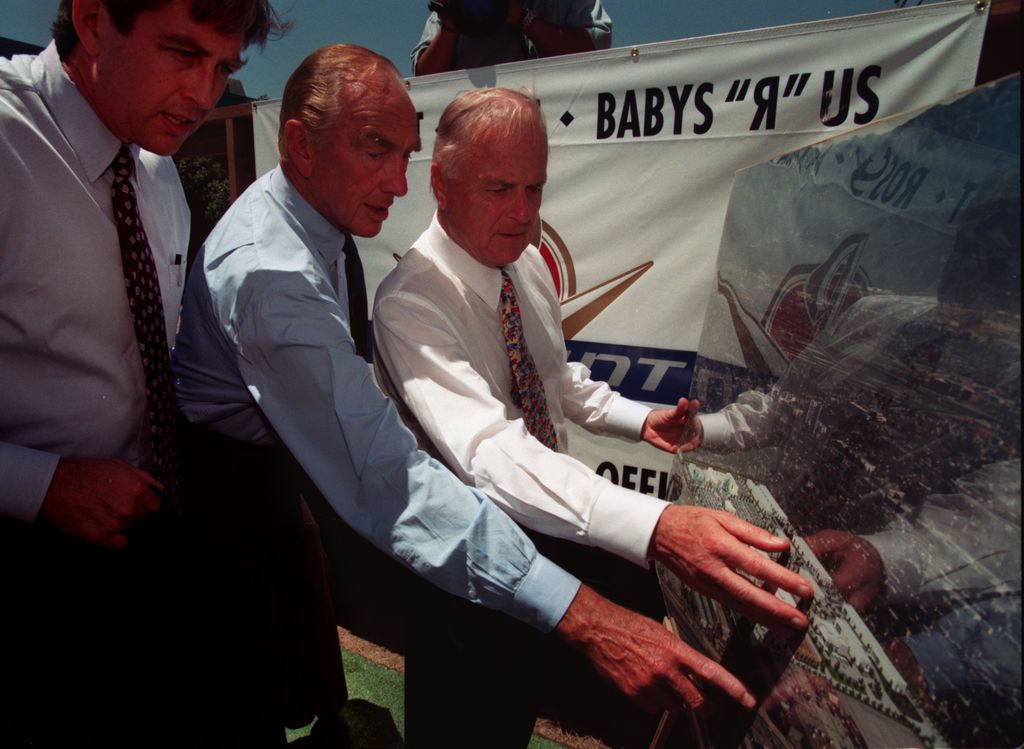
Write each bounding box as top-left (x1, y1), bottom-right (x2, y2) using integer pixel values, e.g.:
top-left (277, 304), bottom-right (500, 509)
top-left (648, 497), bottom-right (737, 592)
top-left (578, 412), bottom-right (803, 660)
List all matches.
top-left (341, 74), bottom-right (420, 146)
top-left (478, 122), bottom-right (548, 160)
top-left (345, 71), bottom-right (412, 119)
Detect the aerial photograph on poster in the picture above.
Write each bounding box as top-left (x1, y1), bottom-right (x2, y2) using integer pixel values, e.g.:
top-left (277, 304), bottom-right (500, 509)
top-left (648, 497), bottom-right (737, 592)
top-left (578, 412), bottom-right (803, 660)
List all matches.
top-left (661, 74), bottom-right (1021, 749)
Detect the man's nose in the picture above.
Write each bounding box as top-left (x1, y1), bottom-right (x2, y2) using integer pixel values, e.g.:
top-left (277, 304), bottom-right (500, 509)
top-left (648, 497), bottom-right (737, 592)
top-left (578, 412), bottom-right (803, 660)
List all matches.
top-left (383, 158), bottom-right (409, 197)
top-left (183, 67), bottom-right (224, 111)
top-left (509, 188), bottom-right (532, 222)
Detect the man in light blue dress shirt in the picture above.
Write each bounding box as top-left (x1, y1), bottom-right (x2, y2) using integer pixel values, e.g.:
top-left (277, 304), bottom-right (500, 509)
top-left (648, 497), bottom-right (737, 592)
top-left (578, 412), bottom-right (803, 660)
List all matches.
top-left (172, 44), bottom-right (800, 737)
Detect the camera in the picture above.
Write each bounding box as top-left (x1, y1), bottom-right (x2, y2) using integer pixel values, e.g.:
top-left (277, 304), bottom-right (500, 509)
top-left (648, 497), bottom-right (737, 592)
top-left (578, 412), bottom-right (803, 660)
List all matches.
top-left (429, 0), bottom-right (510, 38)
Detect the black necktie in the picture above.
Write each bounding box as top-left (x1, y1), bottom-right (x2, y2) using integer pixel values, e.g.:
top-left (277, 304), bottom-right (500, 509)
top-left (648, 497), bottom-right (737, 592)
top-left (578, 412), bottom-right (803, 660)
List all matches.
top-left (342, 234), bottom-right (369, 359)
top-left (110, 144), bottom-right (181, 505)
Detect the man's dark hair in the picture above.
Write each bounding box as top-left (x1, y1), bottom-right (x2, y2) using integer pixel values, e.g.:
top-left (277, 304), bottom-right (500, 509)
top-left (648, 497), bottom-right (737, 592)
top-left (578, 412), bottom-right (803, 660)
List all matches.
top-left (52, 0), bottom-right (290, 60)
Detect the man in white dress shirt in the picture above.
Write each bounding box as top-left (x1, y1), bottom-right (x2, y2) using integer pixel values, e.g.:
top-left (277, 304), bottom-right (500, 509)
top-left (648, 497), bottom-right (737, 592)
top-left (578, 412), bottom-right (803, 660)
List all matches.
top-left (373, 87), bottom-right (814, 747)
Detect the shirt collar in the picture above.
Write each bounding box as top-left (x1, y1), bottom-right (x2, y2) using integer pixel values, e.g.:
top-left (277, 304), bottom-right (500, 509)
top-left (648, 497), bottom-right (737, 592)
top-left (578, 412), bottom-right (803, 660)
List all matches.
top-left (422, 213), bottom-right (507, 310)
top-left (35, 42), bottom-right (125, 183)
top-left (271, 166), bottom-right (348, 273)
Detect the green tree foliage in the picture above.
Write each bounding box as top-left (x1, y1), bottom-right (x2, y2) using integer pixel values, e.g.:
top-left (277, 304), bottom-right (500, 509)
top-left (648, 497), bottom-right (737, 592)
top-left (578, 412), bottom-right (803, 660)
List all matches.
top-left (175, 156), bottom-right (229, 221)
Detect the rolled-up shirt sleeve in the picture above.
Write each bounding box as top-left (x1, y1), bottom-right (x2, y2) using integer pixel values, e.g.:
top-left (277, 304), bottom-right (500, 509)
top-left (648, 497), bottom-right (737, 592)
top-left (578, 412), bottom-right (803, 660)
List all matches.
top-left (563, 0), bottom-right (613, 49)
top-left (410, 13), bottom-right (441, 73)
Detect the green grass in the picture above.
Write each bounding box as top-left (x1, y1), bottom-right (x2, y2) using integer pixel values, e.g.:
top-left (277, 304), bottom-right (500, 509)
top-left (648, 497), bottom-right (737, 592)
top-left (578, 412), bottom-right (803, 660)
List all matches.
top-left (286, 648), bottom-right (566, 748)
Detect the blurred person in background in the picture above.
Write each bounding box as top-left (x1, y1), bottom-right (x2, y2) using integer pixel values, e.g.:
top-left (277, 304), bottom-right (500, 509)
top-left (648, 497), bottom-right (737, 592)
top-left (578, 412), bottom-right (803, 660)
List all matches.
top-left (413, 0), bottom-right (611, 75)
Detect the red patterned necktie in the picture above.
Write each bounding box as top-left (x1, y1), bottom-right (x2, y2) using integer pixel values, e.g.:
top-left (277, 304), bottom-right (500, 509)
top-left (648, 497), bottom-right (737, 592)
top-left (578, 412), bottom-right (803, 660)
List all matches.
top-left (111, 144), bottom-right (181, 505)
top-left (500, 270), bottom-right (558, 450)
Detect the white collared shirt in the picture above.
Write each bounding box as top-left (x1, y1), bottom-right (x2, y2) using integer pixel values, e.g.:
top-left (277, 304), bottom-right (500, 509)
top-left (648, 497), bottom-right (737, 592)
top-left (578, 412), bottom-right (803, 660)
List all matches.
top-left (1, 43), bottom-right (189, 521)
top-left (374, 214), bottom-right (667, 566)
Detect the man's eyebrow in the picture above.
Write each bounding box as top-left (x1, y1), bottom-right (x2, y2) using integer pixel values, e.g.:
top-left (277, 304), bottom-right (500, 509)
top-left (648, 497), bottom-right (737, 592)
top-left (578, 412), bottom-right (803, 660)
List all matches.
top-left (356, 129), bottom-right (420, 153)
top-left (160, 33), bottom-right (245, 69)
top-left (359, 131), bottom-right (404, 151)
top-left (480, 178), bottom-right (546, 189)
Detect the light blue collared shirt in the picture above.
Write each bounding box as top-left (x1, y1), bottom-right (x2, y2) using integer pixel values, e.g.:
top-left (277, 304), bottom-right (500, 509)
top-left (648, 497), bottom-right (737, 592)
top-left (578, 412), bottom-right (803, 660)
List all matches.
top-left (172, 167), bottom-right (580, 631)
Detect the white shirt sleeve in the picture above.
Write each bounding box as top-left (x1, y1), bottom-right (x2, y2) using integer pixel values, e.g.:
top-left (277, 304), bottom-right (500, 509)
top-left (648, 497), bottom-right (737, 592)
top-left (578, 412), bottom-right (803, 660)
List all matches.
top-left (374, 289), bottom-right (666, 567)
top-left (700, 388), bottom-right (776, 452)
top-left (864, 460), bottom-right (1021, 602)
top-left (561, 360), bottom-right (652, 439)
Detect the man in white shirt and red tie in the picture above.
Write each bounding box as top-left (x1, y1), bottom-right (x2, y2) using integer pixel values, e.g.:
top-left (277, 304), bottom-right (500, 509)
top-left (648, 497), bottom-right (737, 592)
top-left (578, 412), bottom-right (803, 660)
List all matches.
top-left (373, 87), bottom-right (813, 748)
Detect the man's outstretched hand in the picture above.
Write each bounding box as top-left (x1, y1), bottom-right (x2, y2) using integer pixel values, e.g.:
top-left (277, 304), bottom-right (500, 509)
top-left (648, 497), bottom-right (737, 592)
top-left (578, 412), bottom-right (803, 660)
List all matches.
top-left (642, 397), bottom-right (703, 453)
top-left (555, 585), bottom-right (757, 713)
top-left (650, 505), bottom-right (813, 634)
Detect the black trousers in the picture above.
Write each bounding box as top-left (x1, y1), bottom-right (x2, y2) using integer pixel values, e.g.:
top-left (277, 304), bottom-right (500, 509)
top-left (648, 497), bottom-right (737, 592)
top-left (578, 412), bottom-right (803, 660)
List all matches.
top-left (402, 531), bottom-right (667, 749)
top-left (1, 425), bottom-right (348, 749)
top-left (176, 421), bottom-right (348, 747)
top-left (0, 507), bottom-right (196, 748)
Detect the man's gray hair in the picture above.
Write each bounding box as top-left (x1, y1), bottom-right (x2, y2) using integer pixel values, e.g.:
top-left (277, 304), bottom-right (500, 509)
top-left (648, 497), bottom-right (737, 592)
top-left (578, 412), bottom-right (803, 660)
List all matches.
top-left (433, 88), bottom-right (547, 179)
top-left (277, 44), bottom-right (401, 158)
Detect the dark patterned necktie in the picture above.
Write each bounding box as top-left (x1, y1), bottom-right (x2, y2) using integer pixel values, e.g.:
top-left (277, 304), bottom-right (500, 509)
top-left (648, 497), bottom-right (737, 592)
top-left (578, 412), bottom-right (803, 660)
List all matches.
top-left (500, 270), bottom-right (558, 450)
top-left (111, 145), bottom-right (181, 506)
top-left (342, 234), bottom-right (369, 359)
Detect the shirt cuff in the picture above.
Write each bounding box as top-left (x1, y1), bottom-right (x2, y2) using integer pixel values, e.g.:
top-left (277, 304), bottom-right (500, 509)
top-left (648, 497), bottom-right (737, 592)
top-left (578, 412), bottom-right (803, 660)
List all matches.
top-left (0, 443), bottom-right (59, 522)
top-left (512, 552), bottom-right (581, 632)
top-left (588, 482), bottom-right (668, 566)
top-left (604, 396), bottom-right (652, 440)
top-left (699, 411), bottom-right (733, 449)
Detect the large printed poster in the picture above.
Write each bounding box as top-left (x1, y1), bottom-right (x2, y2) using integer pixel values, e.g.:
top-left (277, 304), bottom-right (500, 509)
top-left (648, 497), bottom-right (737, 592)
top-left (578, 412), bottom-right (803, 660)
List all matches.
top-left (252, 2), bottom-right (987, 502)
top-left (665, 75), bottom-right (1020, 748)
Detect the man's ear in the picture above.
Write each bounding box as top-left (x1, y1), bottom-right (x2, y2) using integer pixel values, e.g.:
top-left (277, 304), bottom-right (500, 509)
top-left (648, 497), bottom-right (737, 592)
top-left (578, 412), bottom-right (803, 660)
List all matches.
top-left (71, 0), bottom-right (108, 57)
top-left (430, 162), bottom-right (447, 210)
top-left (283, 119), bottom-right (315, 179)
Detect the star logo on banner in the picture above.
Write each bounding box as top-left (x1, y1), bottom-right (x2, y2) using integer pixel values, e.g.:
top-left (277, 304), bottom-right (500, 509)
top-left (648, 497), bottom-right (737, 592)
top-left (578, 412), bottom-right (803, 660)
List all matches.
top-left (533, 220), bottom-right (653, 340)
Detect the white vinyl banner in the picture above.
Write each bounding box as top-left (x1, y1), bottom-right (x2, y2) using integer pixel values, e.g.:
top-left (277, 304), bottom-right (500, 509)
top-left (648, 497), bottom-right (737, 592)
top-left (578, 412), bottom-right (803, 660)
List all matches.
top-left (251, 2), bottom-right (986, 500)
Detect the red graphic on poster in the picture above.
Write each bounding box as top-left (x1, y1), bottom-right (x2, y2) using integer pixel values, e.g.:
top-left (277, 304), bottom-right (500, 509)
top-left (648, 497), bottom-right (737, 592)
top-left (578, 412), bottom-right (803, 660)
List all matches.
top-left (762, 234), bottom-right (871, 360)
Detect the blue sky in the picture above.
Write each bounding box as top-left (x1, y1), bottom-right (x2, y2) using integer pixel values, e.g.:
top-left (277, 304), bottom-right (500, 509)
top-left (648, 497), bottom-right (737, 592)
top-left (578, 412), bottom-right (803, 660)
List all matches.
top-left (4, 0), bottom-right (923, 99)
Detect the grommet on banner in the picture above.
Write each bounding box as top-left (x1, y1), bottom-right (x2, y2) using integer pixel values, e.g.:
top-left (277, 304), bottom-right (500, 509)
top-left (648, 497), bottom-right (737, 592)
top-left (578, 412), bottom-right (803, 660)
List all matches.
top-left (974, 0), bottom-right (987, 11)
top-left (405, 79), bottom-right (411, 90)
